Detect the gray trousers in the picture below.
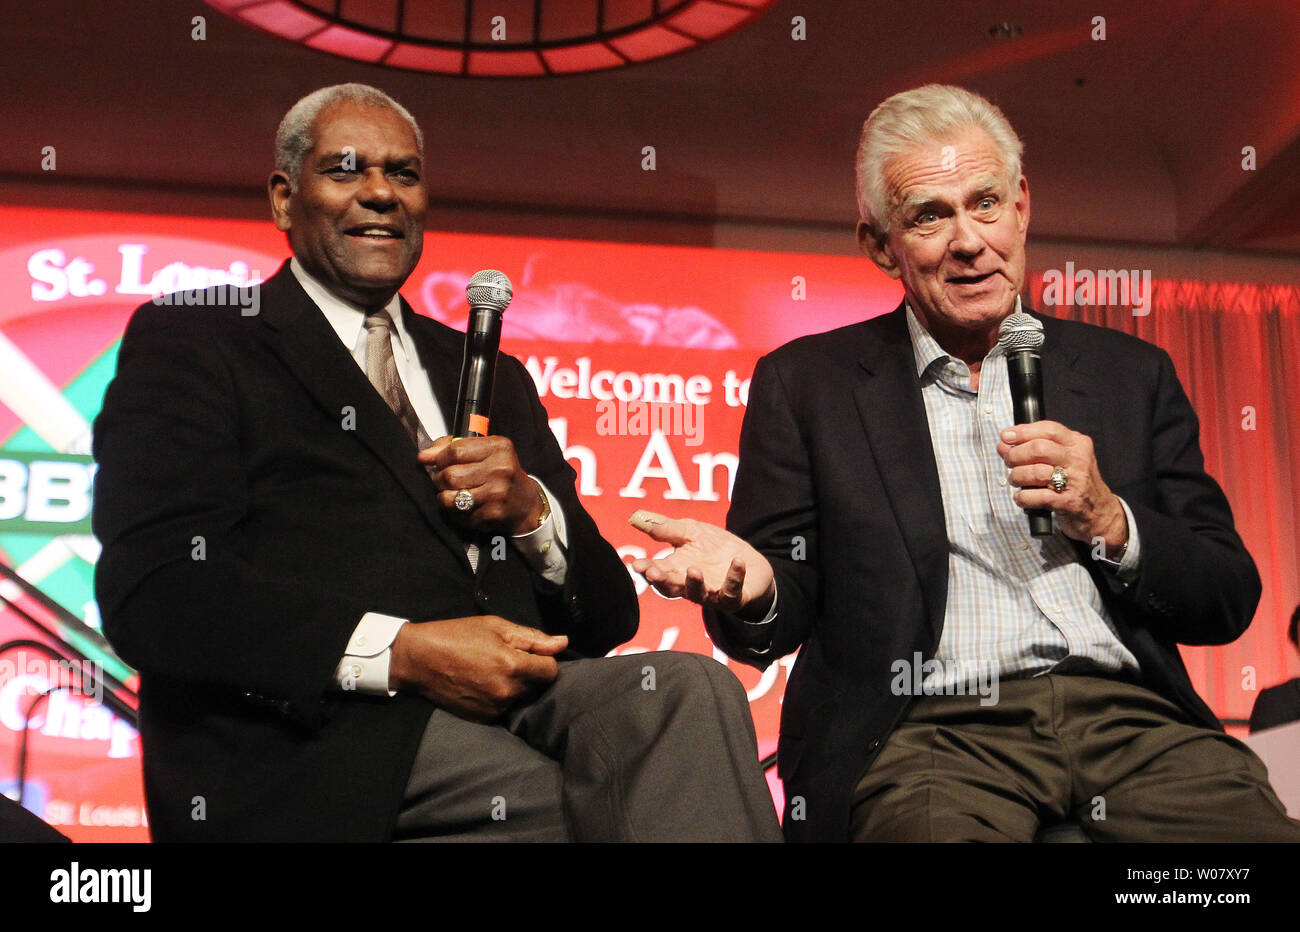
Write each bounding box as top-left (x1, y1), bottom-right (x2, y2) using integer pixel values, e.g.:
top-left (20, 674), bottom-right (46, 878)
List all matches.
top-left (394, 651), bottom-right (783, 842)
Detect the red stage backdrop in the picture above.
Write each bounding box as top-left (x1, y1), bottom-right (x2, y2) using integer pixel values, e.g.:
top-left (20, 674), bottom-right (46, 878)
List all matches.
top-left (0, 204), bottom-right (1292, 840)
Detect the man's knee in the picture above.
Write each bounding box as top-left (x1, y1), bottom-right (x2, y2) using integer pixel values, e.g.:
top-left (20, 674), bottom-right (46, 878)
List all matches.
top-left (635, 650), bottom-right (748, 708)
top-left (853, 775), bottom-right (1038, 842)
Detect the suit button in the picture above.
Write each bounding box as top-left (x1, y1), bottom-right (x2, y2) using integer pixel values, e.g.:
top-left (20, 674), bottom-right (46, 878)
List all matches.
top-left (475, 590), bottom-right (488, 603)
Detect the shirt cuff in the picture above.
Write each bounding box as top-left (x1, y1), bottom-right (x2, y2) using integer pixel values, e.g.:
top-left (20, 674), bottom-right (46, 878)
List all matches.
top-left (334, 612), bottom-right (407, 697)
top-left (1115, 497), bottom-right (1142, 581)
top-left (721, 580), bottom-right (779, 657)
top-left (511, 476), bottom-right (568, 585)
top-left (1095, 497), bottom-right (1142, 588)
top-left (744, 578), bottom-right (779, 626)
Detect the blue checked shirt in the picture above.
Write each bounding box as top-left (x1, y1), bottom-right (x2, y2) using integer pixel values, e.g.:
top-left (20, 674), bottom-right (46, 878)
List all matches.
top-left (905, 302), bottom-right (1142, 690)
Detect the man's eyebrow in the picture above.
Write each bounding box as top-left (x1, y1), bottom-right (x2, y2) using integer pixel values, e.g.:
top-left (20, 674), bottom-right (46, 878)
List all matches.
top-left (897, 191), bottom-right (942, 215)
top-left (896, 174), bottom-right (1007, 213)
top-left (967, 174), bottom-right (1005, 197)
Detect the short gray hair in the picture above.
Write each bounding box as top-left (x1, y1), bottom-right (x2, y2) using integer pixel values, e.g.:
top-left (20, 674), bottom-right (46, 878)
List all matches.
top-left (274, 83), bottom-right (424, 187)
top-left (855, 84), bottom-right (1023, 232)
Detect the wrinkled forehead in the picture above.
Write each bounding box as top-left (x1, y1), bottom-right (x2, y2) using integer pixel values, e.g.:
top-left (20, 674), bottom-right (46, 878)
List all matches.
top-left (309, 102), bottom-right (421, 159)
top-left (884, 129), bottom-right (1013, 210)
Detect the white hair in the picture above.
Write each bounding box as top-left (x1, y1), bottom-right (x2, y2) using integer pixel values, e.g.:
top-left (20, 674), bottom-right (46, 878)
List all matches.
top-left (274, 83), bottom-right (424, 187)
top-left (855, 84), bottom-right (1023, 232)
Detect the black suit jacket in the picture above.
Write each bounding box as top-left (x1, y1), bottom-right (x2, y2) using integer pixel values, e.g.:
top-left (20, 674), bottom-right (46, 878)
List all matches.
top-left (707, 304), bottom-right (1261, 842)
top-left (92, 262), bottom-right (638, 841)
top-left (1249, 679), bottom-right (1300, 732)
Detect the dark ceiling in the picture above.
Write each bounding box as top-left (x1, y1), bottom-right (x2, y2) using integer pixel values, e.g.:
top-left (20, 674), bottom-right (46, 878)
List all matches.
top-left (3, 0), bottom-right (1299, 255)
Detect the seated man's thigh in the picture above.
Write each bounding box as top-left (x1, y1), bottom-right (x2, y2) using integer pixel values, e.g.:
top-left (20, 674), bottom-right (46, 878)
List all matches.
top-left (851, 719), bottom-right (1046, 843)
top-left (505, 651), bottom-right (782, 842)
top-left (514, 651), bottom-right (747, 728)
top-left (395, 707), bottom-right (567, 842)
top-left (1078, 723), bottom-right (1300, 842)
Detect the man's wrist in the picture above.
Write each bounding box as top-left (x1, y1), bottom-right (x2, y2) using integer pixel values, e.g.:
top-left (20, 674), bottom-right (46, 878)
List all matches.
top-left (386, 623), bottom-right (412, 693)
top-left (1099, 497), bottom-right (1142, 583)
top-left (512, 479), bottom-right (550, 536)
top-left (1101, 497), bottom-right (1129, 555)
top-left (734, 581), bottom-right (778, 623)
top-left (509, 481), bottom-right (567, 585)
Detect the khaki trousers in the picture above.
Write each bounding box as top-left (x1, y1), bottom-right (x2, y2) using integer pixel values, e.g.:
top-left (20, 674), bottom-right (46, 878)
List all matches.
top-left (852, 674), bottom-right (1300, 842)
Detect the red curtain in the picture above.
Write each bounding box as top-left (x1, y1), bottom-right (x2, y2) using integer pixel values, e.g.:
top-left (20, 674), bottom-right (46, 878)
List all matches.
top-left (1031, 277), bottom-right (1300, 726)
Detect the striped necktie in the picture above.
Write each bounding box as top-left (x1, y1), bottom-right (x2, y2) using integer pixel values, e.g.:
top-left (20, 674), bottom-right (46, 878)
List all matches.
top-left (363, 307), bottom-right (479, 572)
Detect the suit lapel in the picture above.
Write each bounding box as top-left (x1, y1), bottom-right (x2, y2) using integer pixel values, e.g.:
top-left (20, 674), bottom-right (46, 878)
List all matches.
top-left (850, 306), bottom-right (949, 643)
top-left (256, 265), bottom-right (472, 571)
top-left (1034, 311), bottom-right (1102, 447)
top-left (399, 299), bottom-right (461, 431)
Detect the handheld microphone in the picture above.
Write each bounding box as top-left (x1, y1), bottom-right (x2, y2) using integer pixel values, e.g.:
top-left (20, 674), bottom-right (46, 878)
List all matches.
top-left (453, 270), bottom-right (512, 438)
top-left (997, 312), bottom-right (1053, 538)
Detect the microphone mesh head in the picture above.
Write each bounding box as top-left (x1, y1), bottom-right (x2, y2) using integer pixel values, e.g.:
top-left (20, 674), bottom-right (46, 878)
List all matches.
top-left (466, 269), bottom-right (513, 312)
top-left (997, 312), bottom-right (1045, 352)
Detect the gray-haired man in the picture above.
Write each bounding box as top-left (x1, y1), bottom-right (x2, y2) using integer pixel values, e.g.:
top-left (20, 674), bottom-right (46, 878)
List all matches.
top-left (94, 83), bottom-right (781, 842)
top-left (634, 84), bottom-right (1300, 842)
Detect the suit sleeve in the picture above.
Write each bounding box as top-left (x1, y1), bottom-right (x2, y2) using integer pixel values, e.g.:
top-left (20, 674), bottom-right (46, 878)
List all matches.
top-left (1116, 348), bottom-right (1261, 646)
top-left (703, 352), bottom-right (819, 668)
top-left (1249, 686), bottom-right (1284, 733)
top-left (496, 355), bottom-right (639, 657)
top-left (93, 305), bottom-right (369, 727)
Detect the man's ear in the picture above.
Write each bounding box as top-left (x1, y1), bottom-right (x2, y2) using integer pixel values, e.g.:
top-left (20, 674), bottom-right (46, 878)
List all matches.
top-left (268, 171), bottom-right (293, 233)
top-left (856, 219), bottom-right (901, 280)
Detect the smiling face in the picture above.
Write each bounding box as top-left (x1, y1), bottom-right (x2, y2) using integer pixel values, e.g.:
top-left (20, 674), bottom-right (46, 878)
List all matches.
top-left (858, 125), bottom-right (1030, 360)
top-left (269, 101), bottom-right (427, 307)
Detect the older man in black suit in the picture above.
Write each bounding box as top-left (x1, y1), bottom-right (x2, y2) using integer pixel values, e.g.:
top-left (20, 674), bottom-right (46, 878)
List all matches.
top-left (634, 84), bottom-right (1300, 842)
top-left (93, 83), bottom-right (780, 842)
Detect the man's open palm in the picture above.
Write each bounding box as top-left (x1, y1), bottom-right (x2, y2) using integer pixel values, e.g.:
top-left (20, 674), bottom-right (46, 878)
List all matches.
top-left (628, 511), bottom-right (775, 616)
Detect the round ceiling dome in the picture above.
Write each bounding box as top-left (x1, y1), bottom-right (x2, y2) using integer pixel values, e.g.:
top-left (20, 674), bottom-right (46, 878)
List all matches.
top-left (204, 0), bottom-right (778, 77)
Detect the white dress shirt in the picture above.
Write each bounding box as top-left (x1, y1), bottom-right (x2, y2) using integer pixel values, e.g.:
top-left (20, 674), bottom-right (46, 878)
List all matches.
top-left (286, 259), bottom-right (569, 696)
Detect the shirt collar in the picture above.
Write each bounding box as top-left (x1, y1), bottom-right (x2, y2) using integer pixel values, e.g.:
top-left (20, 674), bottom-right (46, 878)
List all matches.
top-left (904, 295), bottom-right (1021, 378)
top-left (290, 257), bottom-right (409, 360)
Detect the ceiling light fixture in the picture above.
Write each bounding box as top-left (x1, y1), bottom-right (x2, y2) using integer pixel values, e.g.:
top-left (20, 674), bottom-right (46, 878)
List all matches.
top-left (205, 0), bottom-right (778, 76)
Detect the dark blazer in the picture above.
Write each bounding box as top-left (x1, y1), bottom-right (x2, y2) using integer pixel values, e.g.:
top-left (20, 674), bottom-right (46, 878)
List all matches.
top-left (1249, 679), bottom-right (1300, 732)
top-left (0, 795), bottom-right (70, 843)
top-left (707, 303), bottom-right (1261, 842)
top-left (92, 262), bottom-right (638, 841)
